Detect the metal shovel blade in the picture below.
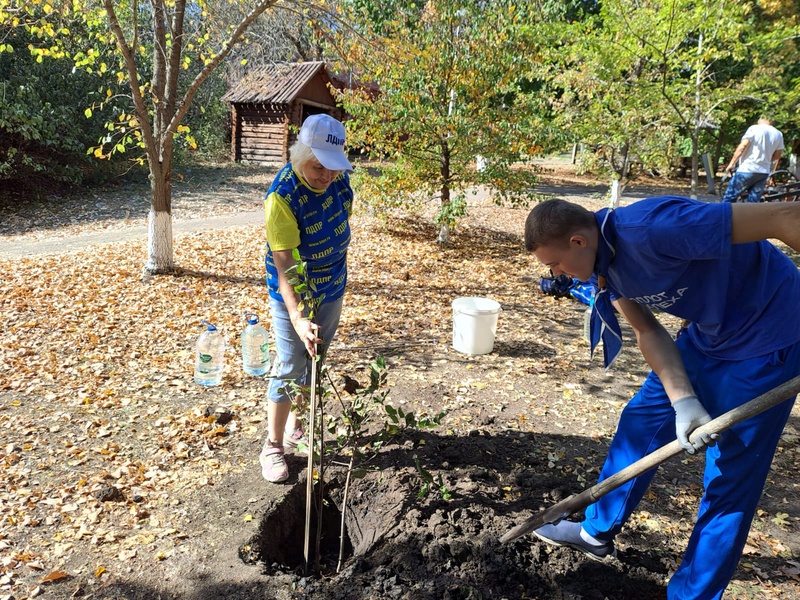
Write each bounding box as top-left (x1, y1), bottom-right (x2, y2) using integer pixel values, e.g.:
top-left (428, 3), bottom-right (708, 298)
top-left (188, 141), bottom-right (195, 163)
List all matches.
top-left (500, 374), bottom-right (800, 544)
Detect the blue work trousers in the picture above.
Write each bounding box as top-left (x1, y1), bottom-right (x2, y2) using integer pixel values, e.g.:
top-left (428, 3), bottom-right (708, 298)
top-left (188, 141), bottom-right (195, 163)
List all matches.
top-left (581, 335), bottom-right (800, 600)
top-left (267, 296), bottom-right (343, 403)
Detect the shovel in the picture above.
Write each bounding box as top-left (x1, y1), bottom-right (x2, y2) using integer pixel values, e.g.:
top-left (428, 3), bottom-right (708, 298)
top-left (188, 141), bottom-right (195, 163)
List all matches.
top-left (500, 374), bottom-right (800, 544)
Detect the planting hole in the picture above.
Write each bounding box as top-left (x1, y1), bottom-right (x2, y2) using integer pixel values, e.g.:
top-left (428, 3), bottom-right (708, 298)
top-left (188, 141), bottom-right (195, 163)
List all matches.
top-left (241, 479), bottom-right (354, 574)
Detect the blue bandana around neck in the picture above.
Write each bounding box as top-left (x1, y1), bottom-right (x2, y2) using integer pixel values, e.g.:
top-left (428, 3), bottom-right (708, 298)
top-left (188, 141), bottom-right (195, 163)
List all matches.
top-left (590, 209), bottom-right (623, 369)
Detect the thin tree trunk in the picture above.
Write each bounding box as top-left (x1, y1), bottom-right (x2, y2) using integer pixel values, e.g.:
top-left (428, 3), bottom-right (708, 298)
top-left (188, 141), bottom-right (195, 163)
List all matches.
top-left (690, 31), bottom-right (703, 199)
top-left (712, 131), bottom-right (726, 184)
top-left (609, 178), bottom-right (624, 208)
top-left (104, 0), bottom-right (279, 276)
top-left (144, 168), bottom-right (174, 274)
top-left (690, 133), bottom-right (699, 199)
top-left (437, 142), bottom-right (452, 244)
top-left (609, 143), bottom-right (628, 208)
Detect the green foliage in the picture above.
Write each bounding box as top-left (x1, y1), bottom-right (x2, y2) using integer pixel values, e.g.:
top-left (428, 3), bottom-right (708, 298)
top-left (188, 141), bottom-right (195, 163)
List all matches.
top-left (346, 0), bottom-right (427, 35)
top-left (327, 355), bottom-right (445, 464)
top-left (539, 0), bottom-right (601, 21)
top-left (0, 12), bottom-right (126, 192)
top-left (336, 0), bottom-right (549, 235)
top-left (547, 0), bottom-right (800, 184)
top-left (677, 137), bottom-right (694, 158)
top-left (176, 68), bottom-right (231, 163)
top-left (285, 247), bottom-right (325, 321)
top-left (731, 1), bottom-right (800, 149)
top-left (413, 455), bottom-right (452, 500)
top-left (3, 0), bottom-right (799, 208)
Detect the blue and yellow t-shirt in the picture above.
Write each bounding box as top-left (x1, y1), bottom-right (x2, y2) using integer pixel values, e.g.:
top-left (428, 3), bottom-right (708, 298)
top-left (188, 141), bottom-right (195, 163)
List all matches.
top-left (264, 163), bottom-right (353, 304)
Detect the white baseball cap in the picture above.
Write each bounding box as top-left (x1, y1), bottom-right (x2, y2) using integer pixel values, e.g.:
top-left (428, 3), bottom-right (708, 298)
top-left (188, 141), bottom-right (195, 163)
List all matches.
top-left (298, 114), bottom-right (353, 172)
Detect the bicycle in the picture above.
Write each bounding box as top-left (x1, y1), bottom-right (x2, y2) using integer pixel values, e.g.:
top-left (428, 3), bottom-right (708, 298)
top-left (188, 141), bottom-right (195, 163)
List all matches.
top-left (762, 169), bottom-right (800, 202)
top-left (719, 168), bottom-right (800, 203)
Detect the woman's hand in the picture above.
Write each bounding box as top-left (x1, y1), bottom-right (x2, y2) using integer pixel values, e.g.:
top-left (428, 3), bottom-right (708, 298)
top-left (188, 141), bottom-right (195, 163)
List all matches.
top-left (272, 249), bottom-right (323, 357)
top-left (292, 316), bottom-right (322, 357)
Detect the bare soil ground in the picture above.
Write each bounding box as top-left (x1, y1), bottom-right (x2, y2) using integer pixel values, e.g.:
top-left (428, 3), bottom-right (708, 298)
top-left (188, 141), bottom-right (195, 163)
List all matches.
top-left (1, 161), bottom-right (799, 600)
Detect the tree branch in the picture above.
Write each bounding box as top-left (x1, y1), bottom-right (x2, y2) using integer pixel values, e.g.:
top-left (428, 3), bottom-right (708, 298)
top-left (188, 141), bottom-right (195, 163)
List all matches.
top-left (167, 0), bottom-right (279, 136)
top-left (103, 0), bottom-right (157, 165)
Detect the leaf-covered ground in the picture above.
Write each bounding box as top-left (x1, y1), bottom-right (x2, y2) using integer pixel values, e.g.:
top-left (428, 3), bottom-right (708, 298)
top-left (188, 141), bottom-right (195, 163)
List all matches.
top-left (1, 162), bottom-right (799, 599)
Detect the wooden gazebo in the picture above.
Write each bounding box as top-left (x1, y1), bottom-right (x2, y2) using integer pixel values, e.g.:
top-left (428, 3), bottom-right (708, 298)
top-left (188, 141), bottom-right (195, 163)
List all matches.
top-left (222, 61), bottom-right (345, 165)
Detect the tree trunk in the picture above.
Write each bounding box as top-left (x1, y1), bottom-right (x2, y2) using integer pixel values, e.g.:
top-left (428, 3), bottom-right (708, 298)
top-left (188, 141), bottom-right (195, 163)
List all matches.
top-left (437, 142), bottom-right (452, 244)
top-left (144, 166), bottom-right (174, 274)
top-left (608, 143), bottom-right (629, 208)
top-left (103, 0), bottom-right (280, 277)
top-left (690, 132), bottom-right (699, 199)
top-left (712, 131), bottom-right (725, 185)
top-left (609, 178), bottom-right (624, 208)
top-left (690, 31), bottom-right (703, 199)
top-left (437, 182), bottom-right (451, 244)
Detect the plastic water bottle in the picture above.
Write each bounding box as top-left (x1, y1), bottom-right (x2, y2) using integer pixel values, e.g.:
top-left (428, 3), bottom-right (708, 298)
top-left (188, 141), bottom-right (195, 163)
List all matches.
top-left (241, 312), bottom-right (270, 376)
top-left (194, 320), bottom-right (225, 386)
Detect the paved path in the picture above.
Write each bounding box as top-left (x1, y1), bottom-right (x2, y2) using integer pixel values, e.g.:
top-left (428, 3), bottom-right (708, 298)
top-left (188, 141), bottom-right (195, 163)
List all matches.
top-left (0, 210), bottom-right (264, 260)
top-left (0, 184), bottom-right (499, 260)
top-left (0, 177), bottom-right (715, 261)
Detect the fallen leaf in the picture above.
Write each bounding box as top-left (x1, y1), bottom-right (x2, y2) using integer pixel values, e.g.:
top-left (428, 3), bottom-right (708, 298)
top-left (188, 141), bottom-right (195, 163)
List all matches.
top-left (40, 570), bottom-right (70, 583)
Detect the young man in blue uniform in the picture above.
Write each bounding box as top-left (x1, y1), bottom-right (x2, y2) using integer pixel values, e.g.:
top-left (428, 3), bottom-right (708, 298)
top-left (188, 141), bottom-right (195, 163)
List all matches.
top-left (524, 196), bottom-right (800, 600)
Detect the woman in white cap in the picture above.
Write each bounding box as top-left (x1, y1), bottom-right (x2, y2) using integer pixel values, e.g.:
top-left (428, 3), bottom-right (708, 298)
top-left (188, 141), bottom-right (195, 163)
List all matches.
top-left (259, 113), bottom-right (354, 483)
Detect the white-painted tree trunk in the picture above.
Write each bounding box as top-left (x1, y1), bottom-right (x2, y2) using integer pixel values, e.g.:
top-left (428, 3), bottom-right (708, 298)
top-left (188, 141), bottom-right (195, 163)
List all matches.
top-left (609, 179), bottom-right (625, 208)
top-left (144, 208), bottom-right (174, 274)
top-left (104, 0), bottom-right (279, 278)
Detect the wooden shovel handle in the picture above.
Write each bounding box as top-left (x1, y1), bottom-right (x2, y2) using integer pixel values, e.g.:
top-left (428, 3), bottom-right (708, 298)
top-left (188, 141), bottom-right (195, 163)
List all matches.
top-left (500, 374), bottom-right (800, 544)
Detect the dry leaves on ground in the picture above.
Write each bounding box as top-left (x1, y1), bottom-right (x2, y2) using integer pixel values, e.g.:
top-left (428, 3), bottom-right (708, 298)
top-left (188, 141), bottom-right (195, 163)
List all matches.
top-left (2, 182), bottom-right (799, 599)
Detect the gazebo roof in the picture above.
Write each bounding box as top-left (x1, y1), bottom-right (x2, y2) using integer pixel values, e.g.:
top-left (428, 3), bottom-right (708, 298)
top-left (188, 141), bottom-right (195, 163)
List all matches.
top-left (221, 61), bottom-right (331, 104)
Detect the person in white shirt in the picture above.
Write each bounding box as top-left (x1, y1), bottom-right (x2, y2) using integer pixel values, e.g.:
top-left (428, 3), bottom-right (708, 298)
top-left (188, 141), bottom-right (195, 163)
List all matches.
top-left (722, 117), bottom-right (784, 203)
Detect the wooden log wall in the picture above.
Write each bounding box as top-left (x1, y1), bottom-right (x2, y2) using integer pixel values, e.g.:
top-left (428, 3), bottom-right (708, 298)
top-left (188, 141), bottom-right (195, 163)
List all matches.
top-left (233, 103), bottom-right (291, 165)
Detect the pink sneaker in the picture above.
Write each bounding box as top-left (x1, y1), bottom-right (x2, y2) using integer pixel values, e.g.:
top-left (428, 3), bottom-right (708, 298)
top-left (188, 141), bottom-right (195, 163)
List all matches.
top-left (260, 442), bottom-right (289, 483)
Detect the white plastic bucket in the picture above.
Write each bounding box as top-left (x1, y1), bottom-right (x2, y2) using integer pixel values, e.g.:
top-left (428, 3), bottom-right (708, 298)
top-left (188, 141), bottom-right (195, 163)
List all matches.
top-left (452, 297), bottom-right (501, 355)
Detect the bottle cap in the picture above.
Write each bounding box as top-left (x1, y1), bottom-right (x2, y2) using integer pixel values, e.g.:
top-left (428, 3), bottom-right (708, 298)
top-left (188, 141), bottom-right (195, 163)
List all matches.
top-left (245, 312), bottom-right (259, 325)
top-left (201, 319), bottom-right (217, 331)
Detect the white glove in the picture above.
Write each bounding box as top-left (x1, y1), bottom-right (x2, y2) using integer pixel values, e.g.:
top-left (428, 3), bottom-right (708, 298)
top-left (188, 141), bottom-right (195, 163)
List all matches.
top-left (673, 395), bottom-right (719, 454)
